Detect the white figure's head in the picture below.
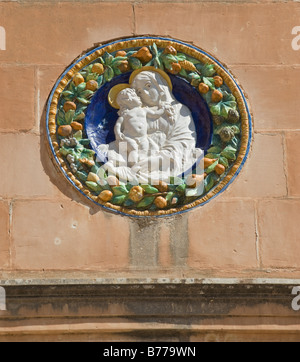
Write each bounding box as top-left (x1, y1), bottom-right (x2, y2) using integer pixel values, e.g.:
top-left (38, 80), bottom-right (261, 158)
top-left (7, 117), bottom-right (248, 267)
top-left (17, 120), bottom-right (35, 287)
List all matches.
top-left (116, 87), bottom-right (142, 111)
top-left (131, 70), bottom-right (175, 107)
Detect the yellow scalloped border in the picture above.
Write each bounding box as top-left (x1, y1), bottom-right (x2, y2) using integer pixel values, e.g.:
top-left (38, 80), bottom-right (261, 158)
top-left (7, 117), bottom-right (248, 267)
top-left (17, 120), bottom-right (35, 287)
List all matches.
top-left (47, 37), bottom-right (252, 217)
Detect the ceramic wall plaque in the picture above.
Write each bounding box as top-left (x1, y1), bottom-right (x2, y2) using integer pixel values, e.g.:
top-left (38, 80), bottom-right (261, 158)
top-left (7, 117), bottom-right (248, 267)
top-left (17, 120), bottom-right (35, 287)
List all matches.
top-left (46, 36), bottom-right (252, 217)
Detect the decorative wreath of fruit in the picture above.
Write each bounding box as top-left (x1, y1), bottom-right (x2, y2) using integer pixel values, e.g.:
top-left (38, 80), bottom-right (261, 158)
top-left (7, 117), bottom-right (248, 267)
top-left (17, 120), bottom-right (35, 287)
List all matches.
top-left (46, 36), bottom-right (252, 217)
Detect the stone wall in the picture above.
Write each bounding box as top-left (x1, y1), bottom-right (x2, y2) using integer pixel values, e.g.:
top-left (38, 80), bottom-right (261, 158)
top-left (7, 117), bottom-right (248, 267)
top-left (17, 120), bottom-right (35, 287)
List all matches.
top-left (0, 0), bottom-right (300, 341)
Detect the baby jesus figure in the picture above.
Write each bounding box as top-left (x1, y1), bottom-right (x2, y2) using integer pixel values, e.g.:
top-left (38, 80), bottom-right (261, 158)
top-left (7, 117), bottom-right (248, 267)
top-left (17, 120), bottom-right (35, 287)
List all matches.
top-left (114, 87), bottom-right (164, 167)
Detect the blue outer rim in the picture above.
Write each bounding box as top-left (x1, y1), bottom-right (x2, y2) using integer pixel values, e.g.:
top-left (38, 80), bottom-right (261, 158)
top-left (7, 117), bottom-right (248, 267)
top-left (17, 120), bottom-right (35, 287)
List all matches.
top-left (46, 36), bottom-right (252, 219)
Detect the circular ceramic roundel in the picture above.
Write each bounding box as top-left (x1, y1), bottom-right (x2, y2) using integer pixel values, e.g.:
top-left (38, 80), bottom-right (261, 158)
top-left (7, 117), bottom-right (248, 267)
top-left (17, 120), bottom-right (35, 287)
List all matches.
top-left (46, 36), bottom-right (252, 217)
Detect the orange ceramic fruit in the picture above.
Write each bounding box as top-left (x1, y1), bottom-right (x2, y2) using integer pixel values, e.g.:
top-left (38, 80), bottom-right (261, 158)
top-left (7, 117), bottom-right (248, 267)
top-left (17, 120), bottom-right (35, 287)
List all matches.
top-left (63, 101), bottom-right (76, 113)
top-left (211, 89), bottom-right (223, 103)
top-left (215, 163), bottom-right (226, 175)
top-left (163, 45), bottom-right (177, 55)
top-left (169, 62), bottom-right (181, 74)
top-left (213, 75), bottom-right (223, 88)
top-left (86, 80), bottom-right (98, 91)
top-left (118, 60), bottom-right (130, 72)
top-left (154, 196), bottom-right (167, 209)
top-left (156, 181), bottom-right (168, 193)
top-left (58, 125), bottom-right (72, 137)
top-left (115, 50), bottom-right (127, 57)
top-left (132, 47), bottom-right (153, 63)
top-left (70, 122), bottom-right (83, 131)
top-left (204, 157), bottom-right (216, 169)
top-left (98, 190), bottom-right (113, 202)
top-left (198, 83), bottom-right (209, 94)
top-left (73, 73), bottom-right (85, 86)
top-left (129, 186), bottom-right (144, 202)
top-left (92, 63), bottom-right (104, 75)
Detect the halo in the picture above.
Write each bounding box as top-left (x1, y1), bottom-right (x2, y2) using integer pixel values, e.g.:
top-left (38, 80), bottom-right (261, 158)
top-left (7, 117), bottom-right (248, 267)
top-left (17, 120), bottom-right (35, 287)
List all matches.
top-left (108, 83), bottom-right (130, 109)
top-left (129, 66), bottom-right (173, 91)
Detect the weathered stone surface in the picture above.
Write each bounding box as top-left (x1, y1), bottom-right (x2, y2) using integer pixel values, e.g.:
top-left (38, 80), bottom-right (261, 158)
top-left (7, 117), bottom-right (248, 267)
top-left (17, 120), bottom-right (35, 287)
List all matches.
top-left (135, 2), bottom-right (300, 65)
top-left (286, 132), bottom-right (300, 196)
top-left (0, 133), bottom-right (61, 198)
top-left (188, 200), bottom-right (257, 270)
top-left (0, 201), bottom-right (10, 269)
top-left (258, 199), bottom-right (300, 268)
top-left (224, 133), bottom-right (287, 198)
top-left (0, 2), bottom-right (134, 65)
top-left (0, 66), bottom-right (35, 132)
top-left (12, 200), bottom-right (130, 270)
top-left (0, 282), bottom-right (299, 342)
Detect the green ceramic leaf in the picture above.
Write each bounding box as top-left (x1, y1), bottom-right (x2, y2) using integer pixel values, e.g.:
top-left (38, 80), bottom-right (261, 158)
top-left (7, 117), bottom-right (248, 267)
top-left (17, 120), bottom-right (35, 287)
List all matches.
top-left (69, 82), bottom-right (76, 92)
top-left (73, 130), bottom-right (82, 141)
top-left (220, 103), bottom-right (232, 118)
top-left (112, 66), bottom-right (122, 76)
top-left (97, 75), bottom-right (103, 86)
top-left (86, 73), bottom-right (99, 81)
top-left (175, 184), bottom-right (186, 194)
top-left (176, 53), bottom-right (186, 61)
top-left (218, 156), bottom-right (229, 168)
top-left (205, 153), bottom-right (220, 159)
top-left (79, 90), bottom-right (94, 99)
top-left (128, 57), bottom-right (142, 70)
top-left (188, 72), bottom-right (201, 87)
top-left (79, 139), bottom-right (91, 146)
top-left (112, 185), bottom-right (129, 196)
top-left (74, 112), bottom-right (85, 121)
top-left (76, 82), bottom-right (86, 93)
top-left (80, 148), bottom-right (95, 159)
top-left (111, 195), bottom-right (126, 205)
top-left (91, 164), bottom-right (100, 174)
top-left (228, 136), bottom-right (239, 149)
top-left (161, 53), bottom-right (177, 69)
top-left (220, 148), bottom-right (236, 161)
top-left (62, 90), bottom-right (74, 100)
top-left (137, 196), bottom-right (155, 208)
top-left (104, 66), bottom-right (114, 82)
top-left (204, 174), bottom-right (214, 192)
top-left (196, 63), bottom-right (215, 77)
top-left (76, 170), bottom-right (88, 182)
top-left (124, 198), bottom-right (135, 207)
top-left (203, 77), bottom-right (215, 90)
top-left (185, 54), bottom-right (201, 65)
top-left (206, 146), bottom-right (222, 154)
top-left (141, 185), bottom-right (159, 194)
top-left (103, 51), bottom-right (113, 66)
top-left (210, 103), bottom-right (221, 116)
top-left (222, 145), bottom-right (237, 153)
top-left (57, 116), bottom-right (65, 126)
top-left (59, 147), bottom-right (69, 156)
top-left (205, 159), bottom-right (218, 173)
top-left (85, 181), bottom-right (101, 193)
top-left (112, 56), bottom-right (127, 66)
top-left (65, 109), bottom-right (75, 124)
top-left (166, 192), bottom-right (174, 204)
top-left (154, 56), bottom-right (163, 70)
top-left (76, 97), bottom-right (91, 105)
top-left (211, 134), bottom-right (223, 147)
top-left (151, 43), bottom-right (158, 56)
top-left (179, 68), bottom-right (188, 78)
top-left (230, 125), bottom-right (240, 134)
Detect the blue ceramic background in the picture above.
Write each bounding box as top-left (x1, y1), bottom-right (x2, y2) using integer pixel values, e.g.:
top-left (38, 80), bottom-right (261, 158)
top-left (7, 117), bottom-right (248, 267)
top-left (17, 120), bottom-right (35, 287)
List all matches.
top-left (85, 72), bottom-right (213, 163)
